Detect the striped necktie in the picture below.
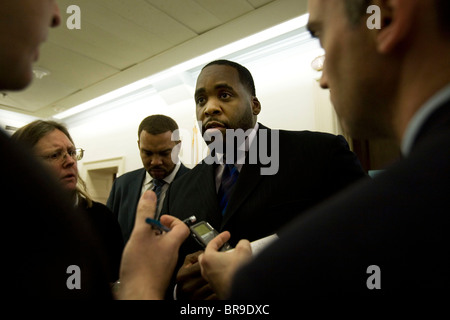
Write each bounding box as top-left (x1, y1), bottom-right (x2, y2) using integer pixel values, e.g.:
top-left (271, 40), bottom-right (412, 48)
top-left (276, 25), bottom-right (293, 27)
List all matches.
top-left (150, 179), bottom-right (166, 214)
top-left (217, 164), bottom-right (239, 215)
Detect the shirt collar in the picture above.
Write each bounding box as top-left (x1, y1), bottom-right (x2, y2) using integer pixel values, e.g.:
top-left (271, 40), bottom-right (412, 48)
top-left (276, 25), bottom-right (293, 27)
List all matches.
top-left (214, 122), bottom-right (259, 165)
top-left (144, 162), bottom-right (181, 187)
top-left (401, 84), bottom-right (450, 156)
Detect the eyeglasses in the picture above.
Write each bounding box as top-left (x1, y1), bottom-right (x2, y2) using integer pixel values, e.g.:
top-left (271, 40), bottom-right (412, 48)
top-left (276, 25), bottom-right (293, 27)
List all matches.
top-left (40, 148), bottom-right (85, 162)
top-left (311, 55), bottom-right (325, 72)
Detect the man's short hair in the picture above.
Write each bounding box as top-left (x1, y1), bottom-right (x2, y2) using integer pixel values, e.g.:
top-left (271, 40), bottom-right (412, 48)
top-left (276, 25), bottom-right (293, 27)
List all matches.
top-left (138, 114), bottom-right (179, 139)
top-left (202, 60), bottom-right (256, 96)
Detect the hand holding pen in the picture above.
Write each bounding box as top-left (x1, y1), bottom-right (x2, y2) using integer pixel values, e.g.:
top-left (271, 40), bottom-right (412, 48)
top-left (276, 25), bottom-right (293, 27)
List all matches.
top-left (146, 217), bottom-right (171, 234)
top-left (118, 190), bottom-right (190, 300)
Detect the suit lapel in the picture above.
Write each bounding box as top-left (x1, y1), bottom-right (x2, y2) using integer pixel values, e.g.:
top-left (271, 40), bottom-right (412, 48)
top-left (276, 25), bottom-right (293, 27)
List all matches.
top-left (221, 162), bottom-right (264, 228)
top-left (175, 163), bottom-right (189, 179)
top-left (128, 168), bottom-right (146, 230)
top-left (413, 99), bottom-right (450, 150)
top-left (195, 162), bottom-right (223, 227)
top-left (221, 124), bottom-right (269, 228)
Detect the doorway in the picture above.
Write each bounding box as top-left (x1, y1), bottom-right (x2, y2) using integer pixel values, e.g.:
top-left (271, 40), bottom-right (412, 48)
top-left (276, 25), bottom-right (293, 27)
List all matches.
top-left (81, 157), bottom-right (125, 205)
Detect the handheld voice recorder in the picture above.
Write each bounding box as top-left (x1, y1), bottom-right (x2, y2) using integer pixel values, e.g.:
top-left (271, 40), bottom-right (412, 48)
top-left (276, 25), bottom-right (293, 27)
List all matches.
top-left (185, 218), bottom-right (232, 252)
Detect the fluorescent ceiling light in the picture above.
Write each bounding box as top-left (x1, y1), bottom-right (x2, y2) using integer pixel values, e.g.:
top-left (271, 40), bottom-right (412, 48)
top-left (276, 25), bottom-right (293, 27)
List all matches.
top-left (53, 14), bottom-right (309, 120)
top-left (53, 77), bottom-right (156, 119)
top-left (33, 67), bottom-right (51, 79)
top-left (171, 14), bottom-right (309, 73)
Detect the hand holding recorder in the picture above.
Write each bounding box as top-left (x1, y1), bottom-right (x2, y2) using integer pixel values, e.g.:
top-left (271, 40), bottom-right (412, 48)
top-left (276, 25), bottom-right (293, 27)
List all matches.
top-left (198, 232), bottom-right (252, 299)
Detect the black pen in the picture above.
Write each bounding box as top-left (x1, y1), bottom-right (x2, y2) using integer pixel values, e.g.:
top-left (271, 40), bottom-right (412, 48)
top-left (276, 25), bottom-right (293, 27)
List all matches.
top-left (145, 218), bottom-right (171, 233)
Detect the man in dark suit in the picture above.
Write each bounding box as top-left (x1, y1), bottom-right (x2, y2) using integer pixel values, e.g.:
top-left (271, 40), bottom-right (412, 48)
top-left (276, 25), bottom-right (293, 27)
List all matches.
top-left (198, 0), bottom-right (450, 298)
top-left (107, 115), bottom-right (190, 243)
top-left (162, 59), bottom-right (367, 299)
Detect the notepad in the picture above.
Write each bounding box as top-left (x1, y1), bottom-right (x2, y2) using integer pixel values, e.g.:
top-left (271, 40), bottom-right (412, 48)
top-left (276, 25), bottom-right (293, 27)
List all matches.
top-left (227, 234), bottom-right (278, 256)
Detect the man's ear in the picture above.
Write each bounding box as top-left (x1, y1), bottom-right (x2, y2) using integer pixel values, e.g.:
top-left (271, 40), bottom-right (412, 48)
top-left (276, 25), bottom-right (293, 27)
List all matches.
top-left (251, 96), bottom-right (261, 116)
top-left (375, 0), bottom-right (419, 54)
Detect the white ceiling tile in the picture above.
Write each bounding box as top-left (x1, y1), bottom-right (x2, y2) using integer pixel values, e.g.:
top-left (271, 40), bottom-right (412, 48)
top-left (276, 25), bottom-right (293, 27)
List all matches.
top-left (87, 0), bottom-right (197, 44)
top-left (1, 0), bottom-right (304, 118)
top-left (194, 0), bottom-right (254, 22)
top-left (38, 43), bottom-right (119, 88)
top-left (145, 0), bottom-right (222, 34)
top-left (247, 0), bottom-right (275, 8)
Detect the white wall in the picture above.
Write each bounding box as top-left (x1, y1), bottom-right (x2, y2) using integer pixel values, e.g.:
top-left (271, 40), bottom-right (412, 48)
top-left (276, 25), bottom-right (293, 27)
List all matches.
top-left (68, 37), bottom-right (336, 179)
top-left (69, 93), bottom-right (200, 174)
top-left (1, 26), bottom-right (337, 181)
top-left (0, 109), bottom-right (38, 135)
top-left (251, 44), bottom-right (321, 131)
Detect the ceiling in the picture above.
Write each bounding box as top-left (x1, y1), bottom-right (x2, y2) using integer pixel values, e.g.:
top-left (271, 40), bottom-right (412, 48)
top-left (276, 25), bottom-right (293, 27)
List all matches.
top-left (0, 0), bottom-right (306, 119)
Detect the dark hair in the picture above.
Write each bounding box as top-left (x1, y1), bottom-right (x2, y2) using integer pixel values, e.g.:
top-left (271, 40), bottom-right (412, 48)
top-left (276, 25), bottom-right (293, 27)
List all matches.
top-left (138, 114), bottom-right (179, 138)
top-left (202, 60), bottom-right (256, 96)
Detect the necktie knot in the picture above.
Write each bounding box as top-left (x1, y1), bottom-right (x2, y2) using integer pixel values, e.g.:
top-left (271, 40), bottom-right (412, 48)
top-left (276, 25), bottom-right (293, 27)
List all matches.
top-left (152, 179), bottom-right (165, 189)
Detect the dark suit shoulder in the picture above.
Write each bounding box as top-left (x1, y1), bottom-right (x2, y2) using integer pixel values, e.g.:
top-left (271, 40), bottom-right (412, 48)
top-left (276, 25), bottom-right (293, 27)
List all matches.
top-left (82, 199), bottom-right (120, 228)
top-left (82, 200), bottom-right (124, 282)
top-left (260, 123), bottom-right (339, 139)
top-left (86, 200), bottom-right (115, 216)
top-left (161, 161), bottom-right (215, 217)
top-left (279, 128), bottom-right (336, 137)
top-left (175, 162), bottom-right (191, 178)
top-left (230, 122), bottom-right (450, 297)
top-left (269, 129), bottom-right (353, 165)
top-left (278, 129), bottom-right (346, 146)
top-left (114, 167), bottom-right (146, 184)
top-left (169, 162), bottom-right (209, 189)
